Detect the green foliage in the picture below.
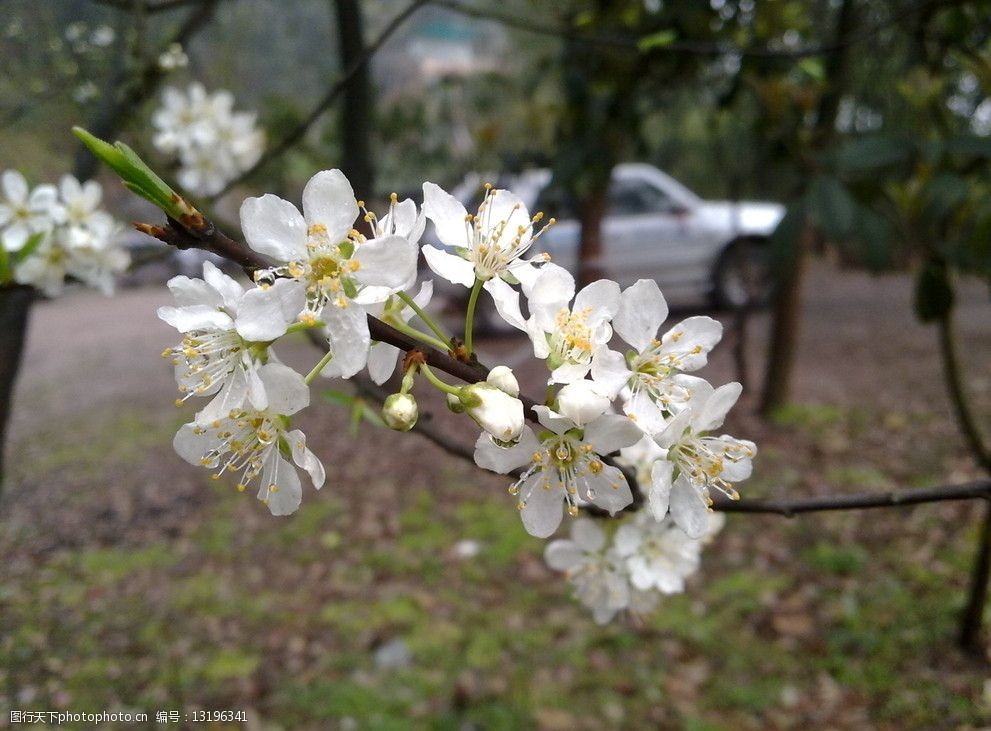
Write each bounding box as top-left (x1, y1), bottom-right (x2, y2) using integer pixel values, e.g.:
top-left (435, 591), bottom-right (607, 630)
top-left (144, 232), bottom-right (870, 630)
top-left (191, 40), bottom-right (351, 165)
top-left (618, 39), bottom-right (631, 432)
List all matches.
top-left (72, 127), bottom-right (197, 220)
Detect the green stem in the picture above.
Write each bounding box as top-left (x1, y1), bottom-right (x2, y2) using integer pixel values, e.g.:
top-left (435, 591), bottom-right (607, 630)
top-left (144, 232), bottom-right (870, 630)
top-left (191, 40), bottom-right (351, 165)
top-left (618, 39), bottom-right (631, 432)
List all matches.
top-left (420, 363), bottom-right (463, 397)
top-left (397, 291), bottom-right (451, 345)
top-left (390, 319), bottom-right (451, 352)
top-left (464, 277), bottom-right (484, 354)
top-left (304, 351), bottom-right (334, 385)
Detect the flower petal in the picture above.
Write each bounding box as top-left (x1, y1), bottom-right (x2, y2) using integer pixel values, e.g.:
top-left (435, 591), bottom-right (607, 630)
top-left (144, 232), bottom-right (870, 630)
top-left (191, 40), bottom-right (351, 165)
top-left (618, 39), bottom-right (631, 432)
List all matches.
top-left (519, 473), bottom-right (565, 538)
top-left (367, 342), bottom-right (401, 385)
top-left (235, 278), bottom-right (305, 341)
top-left (573, 278), bottom-right (621, 324)
top-left (661, 315), bottom-right (723, 371)
top-left (544, 540), bottom-right (584, 571)
top-left (615, 278), bottom-right (668, 352)
top-left (484, 276), bottom-right (526, 330)
top-left (257, 362), bottom-right (309, 415)
top-left (287, 428), bottom-right (325, 489)
top-left (473, 427), bottom-right (541, 474)
top-left (202, 261), bottom-right (243, 309)
top-left (302, 169), bottom-right (358, 242)
top-left (585, 464), bottom-right (633, 515)
top-left (321, 302), bottom-right (370, 378)
top-left (532, 405), bottom-right (572, 435)
top-left (555, 381), bottom-right (610, 426)
top-left (528, 263), bottom-right (574, 331)
top-left (2, 170), bottom-right (28, 204)
top-left (259, 453), bottom-right (302, 516)
top-left (240, 194), bottom-right (307, 261)
top-left (157, 304), bottom-right (233, 333)
top-left (584, 414), bottom-right (642, 455)
top-left (694, 382), bottom-right (742, 432)
top-left (422, 244), bottom-right (475, 287)
top-left (570, 518), bottom-right (605, 551)
top-left (194, 367), bottom-right (249, 425)
top-left (648, 459), bottom-right (674, 520)
top-left (422, 182), bottom-right (469, 250)
top-left (354, 234), bottom-right (417, 290)
top-left (590, 347), bottom-right (631, 398)
top-left (669, 476), bottom-right (709, 539)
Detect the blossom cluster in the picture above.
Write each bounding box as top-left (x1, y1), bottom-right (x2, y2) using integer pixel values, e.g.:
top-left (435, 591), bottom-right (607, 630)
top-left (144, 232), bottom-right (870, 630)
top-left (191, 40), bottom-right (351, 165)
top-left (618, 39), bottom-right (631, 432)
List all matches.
top-left (0, 169), bottom-right (128, 296)
top-left (152, 83), bottom-right (265, 196)
top-left (545, 513), bottom-right (723, 623)
top-left (156, 168), bottom-right (757, 622)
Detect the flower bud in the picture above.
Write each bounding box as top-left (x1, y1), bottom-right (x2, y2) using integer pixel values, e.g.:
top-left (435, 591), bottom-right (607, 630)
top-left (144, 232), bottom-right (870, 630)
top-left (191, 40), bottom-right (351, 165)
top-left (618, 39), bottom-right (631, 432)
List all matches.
top-left (486, 365), bottom-right (519, 397)
top-left (382, 393), bottom-right (418, 431)
top-left (459, 383), bottom-right (524, 442)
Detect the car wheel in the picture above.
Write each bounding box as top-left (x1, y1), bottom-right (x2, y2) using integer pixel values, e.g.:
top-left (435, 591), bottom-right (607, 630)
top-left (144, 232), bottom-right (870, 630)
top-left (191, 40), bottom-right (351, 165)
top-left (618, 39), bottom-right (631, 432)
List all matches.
top-left (711, 239), bottom-right (770, 309)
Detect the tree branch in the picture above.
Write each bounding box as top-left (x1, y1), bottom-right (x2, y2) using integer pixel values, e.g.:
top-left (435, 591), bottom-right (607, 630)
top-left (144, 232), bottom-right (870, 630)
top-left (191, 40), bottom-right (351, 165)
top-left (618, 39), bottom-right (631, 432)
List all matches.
top-left (209, 0), bottom-right (428, 198)
top-left (90, 0), bottom-right (210, 13)
top-left (137, 210), bottom-right (991, 521)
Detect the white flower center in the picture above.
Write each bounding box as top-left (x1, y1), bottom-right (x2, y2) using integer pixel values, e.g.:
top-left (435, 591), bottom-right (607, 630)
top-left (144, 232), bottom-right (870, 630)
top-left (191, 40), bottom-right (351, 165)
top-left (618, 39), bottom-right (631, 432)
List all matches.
top-left (671, 433), bottom-right (754, 501)
top-left (510, 434), bottom-right (620, 516)
top-left (192, 410), bottom-right (284, 497)
top-left (165, 328), bottom-right (245, 404)
top-left (548, 306), bottom-right (594, 367)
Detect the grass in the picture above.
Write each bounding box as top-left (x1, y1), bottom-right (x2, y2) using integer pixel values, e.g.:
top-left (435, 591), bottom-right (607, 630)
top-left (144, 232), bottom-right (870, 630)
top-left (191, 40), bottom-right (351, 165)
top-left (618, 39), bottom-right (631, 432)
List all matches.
top-left (2, 391), bottom-right (990, 729)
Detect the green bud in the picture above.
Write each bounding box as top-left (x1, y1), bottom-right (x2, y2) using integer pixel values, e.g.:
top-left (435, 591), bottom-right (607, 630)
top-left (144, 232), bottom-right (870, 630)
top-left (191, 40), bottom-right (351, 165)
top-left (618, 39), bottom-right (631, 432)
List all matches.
top-left (382, 393), bottom-right (418, 432)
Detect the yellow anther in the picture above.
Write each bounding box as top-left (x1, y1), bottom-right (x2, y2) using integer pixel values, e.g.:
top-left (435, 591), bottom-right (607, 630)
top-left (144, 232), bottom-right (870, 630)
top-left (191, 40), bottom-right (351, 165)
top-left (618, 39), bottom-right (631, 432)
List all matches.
top-left (567, 505), bottom-right (579, 516)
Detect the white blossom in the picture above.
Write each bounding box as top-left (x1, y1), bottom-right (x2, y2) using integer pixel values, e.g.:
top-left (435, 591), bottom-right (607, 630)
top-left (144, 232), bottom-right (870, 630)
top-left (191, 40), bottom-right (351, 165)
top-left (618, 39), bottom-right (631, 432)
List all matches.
top-left (545, 520), bottom-right (630, 624)
top-left (474, 394), bottom-right (640, 538)
top-left (239, 169), bottom-right (418, 379)
top-left (152, 83), bottom-right (264, 196)
top-left (520, 263), bottom-right (621, 384)
top-left (173, 362), bottom-right (324, 516)
top-left (158, 261), bottom-right (304, 424)
top-left (421, 182), bottom-right (551, 329)
top-left (651, 382), bottom-right (756, 537)
top-left (0, 170), bottom-right (59, 252)
top-left (591, 278), bottom-right (723, 434)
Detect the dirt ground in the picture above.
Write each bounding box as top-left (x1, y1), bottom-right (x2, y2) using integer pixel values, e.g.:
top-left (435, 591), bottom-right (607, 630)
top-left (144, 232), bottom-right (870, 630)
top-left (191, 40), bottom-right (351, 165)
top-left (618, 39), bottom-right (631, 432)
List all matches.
top-left (2, 259), bottom-right (990, 730)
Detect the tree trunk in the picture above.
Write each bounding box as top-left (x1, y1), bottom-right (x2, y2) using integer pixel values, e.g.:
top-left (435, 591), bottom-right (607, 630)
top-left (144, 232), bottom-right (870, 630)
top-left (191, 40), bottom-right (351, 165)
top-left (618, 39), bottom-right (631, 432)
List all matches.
top-left (332, 0), bottom-right (375, 201)
top-left (758, 0), bottom-right (856, 415)
top-left (577, 182), bottom-right (607, 286)
top-left (760, 222), bottom-right (811, 416)
top-left (0, 285), bottom-right (34, 493)
top-left (935, 305), bottom-right (991, 652)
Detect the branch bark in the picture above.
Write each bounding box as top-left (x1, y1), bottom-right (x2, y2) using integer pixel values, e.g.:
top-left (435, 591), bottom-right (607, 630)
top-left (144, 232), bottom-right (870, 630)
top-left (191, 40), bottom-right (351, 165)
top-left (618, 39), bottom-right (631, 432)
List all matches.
top-left (137, 209), bottom-right (991, 524)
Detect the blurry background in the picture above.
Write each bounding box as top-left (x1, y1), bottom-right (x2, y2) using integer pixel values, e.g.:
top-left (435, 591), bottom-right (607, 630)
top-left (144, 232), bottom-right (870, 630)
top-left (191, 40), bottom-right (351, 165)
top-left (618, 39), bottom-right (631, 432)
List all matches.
top-left (2, 0), bottom-right (991, 728)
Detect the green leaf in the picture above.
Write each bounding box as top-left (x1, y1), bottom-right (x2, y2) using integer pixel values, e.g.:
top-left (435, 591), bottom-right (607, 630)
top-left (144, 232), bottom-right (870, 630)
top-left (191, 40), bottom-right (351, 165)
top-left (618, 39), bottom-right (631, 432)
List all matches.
top-left (797, 58), bottom-right (825, 81)
top-left (72, 127), bottom-right (197, 221)
top-left (766, 201), bottom-right (806, 282)
top-left (807, 175), bottom-right (856, 241)
top-left (914, 259), bottom-right (954, 323)
top-left (832, 135), bottom-right (912, 173)
top-left (322, 389), bottom-right (354, 407)
top-left (0, 243), bottom-right (10, 284)
top-left (637, 30), bottom-right (677, 52)
top-left (11, 231), bottom-right (47, 265)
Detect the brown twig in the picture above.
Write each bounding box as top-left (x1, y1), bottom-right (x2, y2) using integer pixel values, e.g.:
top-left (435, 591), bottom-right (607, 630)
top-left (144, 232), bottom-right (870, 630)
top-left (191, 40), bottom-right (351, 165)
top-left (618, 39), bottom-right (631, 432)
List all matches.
top-left (140, 211), bottom-right (991, 520)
